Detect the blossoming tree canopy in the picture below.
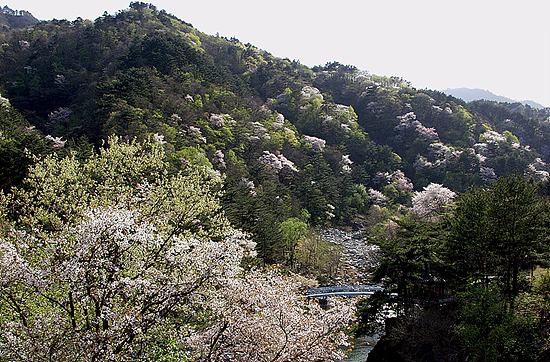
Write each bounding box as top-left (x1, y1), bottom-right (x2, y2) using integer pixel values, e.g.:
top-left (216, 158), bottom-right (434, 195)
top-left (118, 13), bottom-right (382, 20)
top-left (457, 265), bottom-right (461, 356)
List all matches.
top-left (412, 183), bottom-right (456, 218)
top-left (0, 136), bottom-right (353, 361)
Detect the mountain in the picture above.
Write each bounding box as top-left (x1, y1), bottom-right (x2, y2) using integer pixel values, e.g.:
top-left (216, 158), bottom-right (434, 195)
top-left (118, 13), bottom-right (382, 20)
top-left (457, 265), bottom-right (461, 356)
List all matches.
top-left (0, 6), bottom-right (39, 30)
top-left (1, 3), bottom-right (550, 263)
top-left (443, 87), bottom-right (547, 109)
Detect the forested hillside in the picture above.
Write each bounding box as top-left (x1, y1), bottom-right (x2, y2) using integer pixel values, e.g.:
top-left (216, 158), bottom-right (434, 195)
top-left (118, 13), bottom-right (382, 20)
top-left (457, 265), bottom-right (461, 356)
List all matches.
top-left (2, 4), bottom-right (550, 360)
top-left (1, 2), bottom-right (548, 266)
top-left (0, 6), bottom-right (38, 30)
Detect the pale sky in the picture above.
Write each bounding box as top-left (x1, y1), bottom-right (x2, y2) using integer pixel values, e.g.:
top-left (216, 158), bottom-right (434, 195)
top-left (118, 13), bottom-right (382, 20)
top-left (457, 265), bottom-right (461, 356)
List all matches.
top-left (5, 0), bottom-right (550, 107)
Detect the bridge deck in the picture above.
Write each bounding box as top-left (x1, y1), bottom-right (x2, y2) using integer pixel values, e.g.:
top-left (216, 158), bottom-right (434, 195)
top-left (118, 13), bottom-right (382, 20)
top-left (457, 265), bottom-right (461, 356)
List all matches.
top-left (306, 285), bottom-right (390, 298)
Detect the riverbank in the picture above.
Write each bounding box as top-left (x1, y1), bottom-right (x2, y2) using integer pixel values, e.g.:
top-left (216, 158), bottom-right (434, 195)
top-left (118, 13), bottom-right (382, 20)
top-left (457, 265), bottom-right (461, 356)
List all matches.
top-left (318, 228), bottom-right (380, 284)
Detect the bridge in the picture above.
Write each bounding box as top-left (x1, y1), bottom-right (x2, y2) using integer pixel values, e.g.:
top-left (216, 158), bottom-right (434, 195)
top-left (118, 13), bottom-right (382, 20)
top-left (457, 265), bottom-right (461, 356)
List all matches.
top-left (306, 285), bottom-right (388, 298)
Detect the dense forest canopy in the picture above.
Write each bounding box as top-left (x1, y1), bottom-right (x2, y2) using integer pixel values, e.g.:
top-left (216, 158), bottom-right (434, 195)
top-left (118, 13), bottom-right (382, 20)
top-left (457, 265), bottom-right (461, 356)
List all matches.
top-left (1, 2), bottom-right (550, 361)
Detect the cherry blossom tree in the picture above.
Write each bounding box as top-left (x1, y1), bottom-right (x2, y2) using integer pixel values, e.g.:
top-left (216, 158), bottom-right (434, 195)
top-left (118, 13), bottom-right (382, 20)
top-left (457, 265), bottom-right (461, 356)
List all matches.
top-left (258, 150), bottom-right (298, 173)
top-left (0, 136), bottom-right (352, 361)
top-left (412, 183), bottom-right (456, 219)
top-left (186, 268), bottom-right (353, 362)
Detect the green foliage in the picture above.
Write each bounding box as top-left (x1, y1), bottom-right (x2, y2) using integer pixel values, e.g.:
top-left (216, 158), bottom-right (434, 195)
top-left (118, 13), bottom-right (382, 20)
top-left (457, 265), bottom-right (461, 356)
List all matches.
top-left (3, 136), bottom-right (226, 239)
top-left (294, 233), bottom-right (342, 281)
top-left (0, 104), bottom-right (53, 190)
top-left (457, 286), bottom-right (541, 362)
top-left (447, 175), bottom-right (550, 302)
top-left (279, 217), bottom-right (308, 267)
top-left (372, 215), bottom-right (445, 314)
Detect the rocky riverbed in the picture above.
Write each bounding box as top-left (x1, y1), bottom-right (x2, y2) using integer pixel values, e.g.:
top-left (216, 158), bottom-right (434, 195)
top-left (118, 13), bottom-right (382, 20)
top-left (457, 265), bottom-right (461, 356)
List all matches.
top-left (318, 228), bottom-right (380, 285)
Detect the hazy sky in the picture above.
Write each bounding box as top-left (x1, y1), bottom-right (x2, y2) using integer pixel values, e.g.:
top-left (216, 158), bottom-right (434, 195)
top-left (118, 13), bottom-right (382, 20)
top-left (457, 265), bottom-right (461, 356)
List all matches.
top-left (6, 0), bottom-right (550, 107)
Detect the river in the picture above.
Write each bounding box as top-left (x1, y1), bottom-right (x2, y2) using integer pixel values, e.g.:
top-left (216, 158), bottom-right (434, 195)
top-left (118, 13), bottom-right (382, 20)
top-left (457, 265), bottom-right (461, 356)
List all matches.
top-left (339, 335), bottom-right (380, 362)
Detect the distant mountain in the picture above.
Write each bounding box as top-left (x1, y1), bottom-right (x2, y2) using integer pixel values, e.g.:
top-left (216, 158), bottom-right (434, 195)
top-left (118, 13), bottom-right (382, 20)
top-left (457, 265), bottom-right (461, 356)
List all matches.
top-left (0, 5), bottom-right (39, 30)
top-left (443, 87), bottom-right (546, 109)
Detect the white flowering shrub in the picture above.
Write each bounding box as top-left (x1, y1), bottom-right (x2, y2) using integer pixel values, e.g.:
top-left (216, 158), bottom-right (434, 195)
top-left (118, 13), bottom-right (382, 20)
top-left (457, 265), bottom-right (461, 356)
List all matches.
top-left (480, 166), bottom-right (497, 183)
top-left (526, 158), bottom-right (549, 182)
top-left (273, 113), bottom-right (285, 129)
top-left (258, 150), bottom-right (299, 173)
top-left (152, 132), bottom-right (166, 144)
top-left (44, 134), bottom-right (66, 147)
top-left (412, 183), bottom-right (456, 218)
top-left (416, 125), bottom-right (438, 141)
top-left (209, 113), bottom-right (228, 128)
top-left (368, 188), bottom-right (387, 206)
top-left (304, 135), bottom-right (326, 152)
top-left (0, 136), bottom-right (350, 361)
top-left (395, 112), bottom-right (439, 141)
top-left (47, 107), bottom-right (71, 126)
top-left (413, 155), bottom-right (433, 171)
top-left (0, 94), bottom-right (10, 108)
top-left (388, 170), bottom-right (414, 192)
top-left (300, 86), bottom-right (323, 100)
top-left (214, 149), bottom-right (226, 168)
top-left (481, 130), bottom-right (506, 144)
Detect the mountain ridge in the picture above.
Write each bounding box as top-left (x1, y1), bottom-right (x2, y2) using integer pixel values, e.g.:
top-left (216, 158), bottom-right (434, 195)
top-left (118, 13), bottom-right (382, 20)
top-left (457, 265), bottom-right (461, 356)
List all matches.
top-left (0, 5), bottom-right (39, 29)
top-left (442, 87), bottom-right (547, 109)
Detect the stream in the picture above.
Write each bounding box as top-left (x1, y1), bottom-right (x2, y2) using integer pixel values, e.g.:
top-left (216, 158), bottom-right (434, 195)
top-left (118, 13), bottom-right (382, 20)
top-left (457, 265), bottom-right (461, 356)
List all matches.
top-left (318, 229), bottom-right (382, 362)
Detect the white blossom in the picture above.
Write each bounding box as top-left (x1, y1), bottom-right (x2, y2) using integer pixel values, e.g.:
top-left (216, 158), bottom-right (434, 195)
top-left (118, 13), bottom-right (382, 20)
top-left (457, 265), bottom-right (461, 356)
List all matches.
top-left (54, 74), bottom-right (66, 85)
top-left (188, 125), bottom-right (202, 135)
top-left (152, 133), bottom-right (166, 144)
top-left (341, 164), bottom-right (352, 174)
top-left (251, 121), bottom-right (270, 140)
top-left (386, 170), bottom-right (414, 192)
top-left (341, 155), bottom-right (353, 165)
top-left (0, 139), bottom-right (350, 361)
top-left (184, 268), bottom-right (353, 362)
top-left (214, 149), bottom-right (226, 169)
top-left (45, 134), bottom-right (66, 147)
top-left (273, 113), bottom-right (285, 129)
top-left (482, 130), bottom-right (506, 144)
top-left (304, 135), bottom-right (326, 152)
top-left (429, 142), bottom-right (452, 159)
top-left (47, 107), bottom-right (71, 126)
top-left (258, 151), bottom-right (298, 173)
top-left (473, 143), bottom-right (490, 157)
top-left (412, 183), bottom-right (456, 218)
top-left (341, 123), bottom-right (352, 132)
top-left (414, 155), bottom-right (433, 171)
top-left (300, 86), bottom-right (323, 100)
top-left (238, 177), bottom-right (255, 189)
top-left (170, 113), bottom-right (182, 124)
top-left (395, 112), bottom-right (417, 131)
top-left (368, 188), bottom-right (387, 206)
top-left (209, 113), bottom-right (229, 128)
top-left (0, 94), bottom-right (10, 108)
top-left (480, 166), bottom-right (497, 183)
top-left (340, 154), bottom-right (353, 174)
top-left (526, 159), bottom-right (549, 182)
top-left (416, 125), bottom-right (438, 141)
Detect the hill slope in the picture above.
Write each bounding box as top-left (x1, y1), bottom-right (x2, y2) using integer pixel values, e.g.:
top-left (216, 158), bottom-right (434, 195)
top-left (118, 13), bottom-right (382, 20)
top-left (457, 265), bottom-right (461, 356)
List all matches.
top-left (1, 3), bottom-right (550, 263)
top-left (0, 5), bottom-right (38, 30)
